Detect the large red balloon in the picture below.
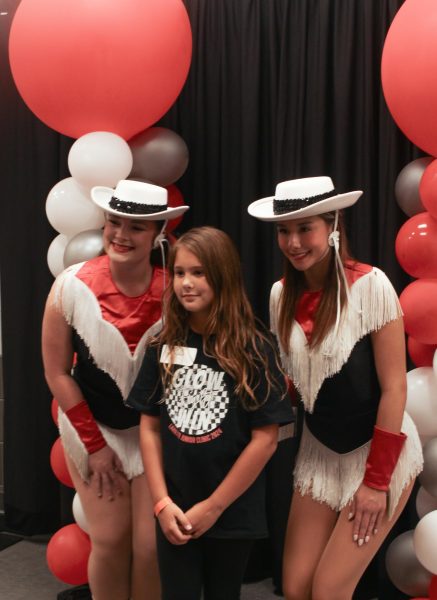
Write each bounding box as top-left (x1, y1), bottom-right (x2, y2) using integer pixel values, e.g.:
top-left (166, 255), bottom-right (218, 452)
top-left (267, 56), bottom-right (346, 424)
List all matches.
top-left (395, 212), bottom-right (437, 278)
top-left (430, 574), bottom-right (437, 600)
top-left (420, 160), bottom-right (437, 220)
top-left (408, 337), bottom-right (437, 368)
top-left (381, 0), bottom-right (437, 156)
top-left (400, 279), bottom-right (437, 344)
top-left (9, 0), bottom-right (192, 139)
top-left (50, 437), bottom-right (74, 488)
top-left (47, 524), bottom-right (90, 585)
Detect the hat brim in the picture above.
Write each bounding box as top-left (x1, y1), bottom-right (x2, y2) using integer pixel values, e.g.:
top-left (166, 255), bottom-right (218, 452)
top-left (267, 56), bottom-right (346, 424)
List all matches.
top-left (247, 191), bottom-right (363, 222)
top-left (91, 186), bottom-right (189, 221)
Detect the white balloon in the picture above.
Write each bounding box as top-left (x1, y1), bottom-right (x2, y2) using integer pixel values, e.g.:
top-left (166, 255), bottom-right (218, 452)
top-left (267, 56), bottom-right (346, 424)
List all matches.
top-left (46, 177), bottom-right (105, 237)
top-left (47, 234), bottom-right (68, 277)
top-left (406, 367), bottom-right (437, 436)
top-left (72, 493), bottom-right (89, 534)
top-left (68, 131), bottom-right (133, 189)
top-left (416, 486), bottom-right (437, 519)
top-left (414, 510), bottom-right (437, 574)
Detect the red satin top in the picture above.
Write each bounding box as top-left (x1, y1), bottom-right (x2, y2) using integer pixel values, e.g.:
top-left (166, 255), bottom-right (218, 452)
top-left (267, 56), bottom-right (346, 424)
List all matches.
top-left (75, 255), bottom-right (165, 354)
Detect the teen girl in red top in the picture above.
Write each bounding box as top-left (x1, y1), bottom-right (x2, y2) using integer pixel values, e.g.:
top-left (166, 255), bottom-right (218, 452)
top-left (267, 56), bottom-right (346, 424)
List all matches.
top-left (248, 176), bottom-right (423, 600)
top-left (42, 180), bottom-right (188, 600)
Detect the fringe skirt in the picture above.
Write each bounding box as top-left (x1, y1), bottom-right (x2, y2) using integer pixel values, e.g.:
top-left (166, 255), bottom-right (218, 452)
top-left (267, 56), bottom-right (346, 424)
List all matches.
top-left (58, 410), bottom-right (144, 482)
top-left (294, 411), bottom-right (423, 519)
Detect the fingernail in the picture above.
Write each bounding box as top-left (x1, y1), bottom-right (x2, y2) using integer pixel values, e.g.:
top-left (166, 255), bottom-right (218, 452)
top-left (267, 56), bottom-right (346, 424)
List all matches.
top-left (185, 524), bottom-right (192, 531)
top-left (358, 539), bottom-right (364, 547)
top-left (373, 528), bottom-right (378, 534)
top-left (353, 534), bottom-right (358, 542)
top-left (348, 512), bottom-right (354, 520)
top-left (365, 536), bottom-right (370, 543)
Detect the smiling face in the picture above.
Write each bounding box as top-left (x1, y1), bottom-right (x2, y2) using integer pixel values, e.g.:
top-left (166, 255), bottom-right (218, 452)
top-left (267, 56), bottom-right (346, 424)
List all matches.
top-left (277, 216), bottom-right (332, 273)
top-left (173, 246), bottom-right (215, 331)
top-left (103, 214), bottom-right (158, 267)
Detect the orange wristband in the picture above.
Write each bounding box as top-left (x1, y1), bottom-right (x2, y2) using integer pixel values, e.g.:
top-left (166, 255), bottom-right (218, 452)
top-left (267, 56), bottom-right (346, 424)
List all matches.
top-left (154, 496), bottom-right (173, 517)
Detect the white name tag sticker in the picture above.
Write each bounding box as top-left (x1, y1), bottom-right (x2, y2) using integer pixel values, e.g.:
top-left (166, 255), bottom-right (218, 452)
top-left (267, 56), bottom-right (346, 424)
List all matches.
top-left (160, 345), bottom-right (197, 366)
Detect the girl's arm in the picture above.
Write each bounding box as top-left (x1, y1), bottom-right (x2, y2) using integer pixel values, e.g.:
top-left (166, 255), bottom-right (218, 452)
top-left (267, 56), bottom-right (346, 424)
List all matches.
top-left (139, 414), bottom-right (192, 544)
top-left (350, 317), bottom-right (407, 545)
top-left (42, 290), bottom-right (125, 499)
top-left (185, 423), bottom-right (278, 538)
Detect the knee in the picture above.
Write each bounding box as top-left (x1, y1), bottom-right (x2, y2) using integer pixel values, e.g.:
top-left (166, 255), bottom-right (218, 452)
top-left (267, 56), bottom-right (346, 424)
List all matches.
top-left (282, 579), bottom-right (311, 600)
top-left (90, 523), bottom-right (131, 557)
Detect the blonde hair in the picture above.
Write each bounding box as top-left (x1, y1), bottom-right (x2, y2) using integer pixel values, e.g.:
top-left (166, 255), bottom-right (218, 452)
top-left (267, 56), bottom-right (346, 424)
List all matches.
top-left (278, 212), bottom-right (354, 351)
top-left (159, 226), bottom-right (285, 409)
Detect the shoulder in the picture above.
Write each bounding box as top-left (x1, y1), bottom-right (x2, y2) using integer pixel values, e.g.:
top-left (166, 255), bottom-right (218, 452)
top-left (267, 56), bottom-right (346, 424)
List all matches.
top-left (74, 255), bottom-right (109, 283)
top-left (344, 260), bottom-right (373, 285)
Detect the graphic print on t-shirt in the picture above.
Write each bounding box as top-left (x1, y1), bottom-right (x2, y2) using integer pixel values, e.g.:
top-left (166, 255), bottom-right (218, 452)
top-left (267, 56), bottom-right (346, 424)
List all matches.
top-left (165, 363), bottom-right (229, 442)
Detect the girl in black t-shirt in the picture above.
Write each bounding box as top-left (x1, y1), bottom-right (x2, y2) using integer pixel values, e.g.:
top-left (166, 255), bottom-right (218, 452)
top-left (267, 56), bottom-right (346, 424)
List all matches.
top-left (128, 226), bottom-right (293, 600)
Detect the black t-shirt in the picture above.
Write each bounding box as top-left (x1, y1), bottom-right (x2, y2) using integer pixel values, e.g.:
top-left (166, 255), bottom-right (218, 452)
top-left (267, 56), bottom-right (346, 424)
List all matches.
top-left (127, 330), bottom-right (293, 539)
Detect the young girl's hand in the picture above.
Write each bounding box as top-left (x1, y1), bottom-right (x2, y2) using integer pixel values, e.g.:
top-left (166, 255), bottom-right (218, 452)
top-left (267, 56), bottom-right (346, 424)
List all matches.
top-left (184, 499), bottom-right (223, 538)
top-left (158, 503), bottom-right (193, 545)
top-left (349, 483), bottom-right (387, 547)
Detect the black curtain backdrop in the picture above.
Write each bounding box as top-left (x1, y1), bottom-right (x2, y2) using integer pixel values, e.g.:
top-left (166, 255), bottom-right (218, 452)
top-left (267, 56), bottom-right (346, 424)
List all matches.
top-left (0, 0), bottom-right (420, 571)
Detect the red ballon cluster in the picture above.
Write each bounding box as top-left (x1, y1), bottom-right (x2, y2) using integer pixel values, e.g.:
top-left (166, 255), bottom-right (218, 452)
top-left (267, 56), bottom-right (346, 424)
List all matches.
top-left (382, 1), bottom-right (437, 360)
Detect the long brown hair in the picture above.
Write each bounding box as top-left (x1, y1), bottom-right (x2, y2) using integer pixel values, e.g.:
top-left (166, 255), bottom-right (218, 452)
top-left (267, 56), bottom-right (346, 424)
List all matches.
top-left (159, 226), bottom-right (285, 409)
top-left (277, 211), bottom-right (354, 351)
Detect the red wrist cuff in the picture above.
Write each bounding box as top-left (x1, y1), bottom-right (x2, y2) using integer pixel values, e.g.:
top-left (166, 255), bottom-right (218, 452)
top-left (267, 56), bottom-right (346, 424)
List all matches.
top-left (65, 401), bottom-right (106, 454)
top-left (363, 426), bottom-right (407, 491)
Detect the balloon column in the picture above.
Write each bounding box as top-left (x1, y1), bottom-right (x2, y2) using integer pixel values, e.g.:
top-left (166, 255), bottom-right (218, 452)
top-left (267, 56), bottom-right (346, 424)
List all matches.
top-left (382, 1), bottom-right (437, 597)
top-left (8, 0), bottom-right (192, 584)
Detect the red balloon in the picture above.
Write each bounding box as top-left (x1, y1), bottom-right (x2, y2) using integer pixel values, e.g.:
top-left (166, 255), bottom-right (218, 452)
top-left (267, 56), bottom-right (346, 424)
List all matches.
top-left (395, 212), bottom-right (437, 278)
top-left (420, 160), bottom-right (437, 220)
top-left (381, 0), bottom-right (437, 156)
top-left (408, 337), bottom-right (437, 368)
top-left (50, 437), bottom-right (74, 488)
top-left (400, 279), bottom-right (437, 344)
top-left (51, 398), bottom-right (59, 426)
top-left (9, 0), bottom-right (192, 139)
top-left (166, 185), bottom-right (187, 232)
top-left (430, 574), bottom-right (437, 600)
top-left (47, 524), bottom-right (90, 585)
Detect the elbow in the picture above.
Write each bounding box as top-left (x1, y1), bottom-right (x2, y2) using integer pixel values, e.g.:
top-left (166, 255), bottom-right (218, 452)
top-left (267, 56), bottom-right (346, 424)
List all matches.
top-left (265, 436), bottom-right (278, 461)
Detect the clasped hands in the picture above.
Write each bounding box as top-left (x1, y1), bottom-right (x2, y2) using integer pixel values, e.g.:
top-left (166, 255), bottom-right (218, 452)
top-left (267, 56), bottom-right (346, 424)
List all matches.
top-left (158, 498), bottom-right (223, 545)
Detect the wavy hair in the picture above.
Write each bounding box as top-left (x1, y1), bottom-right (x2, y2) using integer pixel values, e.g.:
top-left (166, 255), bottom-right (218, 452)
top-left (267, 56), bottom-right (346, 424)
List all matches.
top-left (158, 226), bottom-right (285, 410)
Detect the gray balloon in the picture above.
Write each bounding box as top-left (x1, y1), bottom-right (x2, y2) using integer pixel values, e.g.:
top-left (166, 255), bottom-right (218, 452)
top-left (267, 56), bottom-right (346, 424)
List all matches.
top-left (385, 530), bottom-right (432, 596)
top-left (128, 127), bottom-right (189, 187)
top-left (419, 437), bottom-right (437, 498)
top-left (395, 156), bottom-right (433, 217)
top-left (64, 229), bottom-right (104, 268)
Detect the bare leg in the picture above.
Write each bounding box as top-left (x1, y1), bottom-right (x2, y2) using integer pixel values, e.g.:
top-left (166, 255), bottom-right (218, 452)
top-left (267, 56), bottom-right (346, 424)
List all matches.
top-left (130, 473), bottom-right (160, 599)
top-left (282, 491), bottom-right (338, 600)
top-left (65, 454), bottom-right (132, 600)
top-left (312, 480), bottom-right (415, 600)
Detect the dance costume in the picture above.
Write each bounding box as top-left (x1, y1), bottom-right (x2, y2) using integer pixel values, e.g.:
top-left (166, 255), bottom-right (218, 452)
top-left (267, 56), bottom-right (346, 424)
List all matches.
top-left (52, 254), bottom-right (164, 480)
top-left (270, 261), bottom-right (423, 517)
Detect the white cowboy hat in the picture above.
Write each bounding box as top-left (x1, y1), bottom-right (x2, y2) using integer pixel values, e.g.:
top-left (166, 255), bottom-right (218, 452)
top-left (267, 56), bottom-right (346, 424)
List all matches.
top-left (91, 179), bottom-right (189, 220)
top-left (247, 176), bottom-right (362, 221)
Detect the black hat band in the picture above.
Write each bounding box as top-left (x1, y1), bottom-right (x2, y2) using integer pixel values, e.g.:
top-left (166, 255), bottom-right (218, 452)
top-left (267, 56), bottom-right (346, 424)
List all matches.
top-left (273, 189), bottom-right (337, 215)
top-left (109, 196), bottom-right (167, 215)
